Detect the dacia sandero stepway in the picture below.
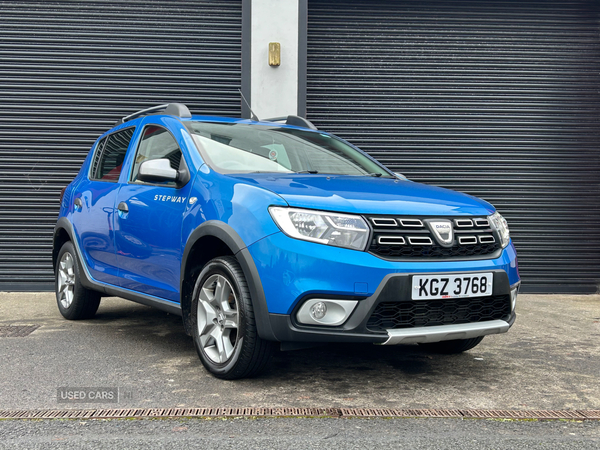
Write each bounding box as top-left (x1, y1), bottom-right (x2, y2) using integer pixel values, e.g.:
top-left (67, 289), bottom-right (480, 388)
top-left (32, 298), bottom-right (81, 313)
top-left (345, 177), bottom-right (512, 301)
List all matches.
top-left (53, 103), bottom-right (520, 379)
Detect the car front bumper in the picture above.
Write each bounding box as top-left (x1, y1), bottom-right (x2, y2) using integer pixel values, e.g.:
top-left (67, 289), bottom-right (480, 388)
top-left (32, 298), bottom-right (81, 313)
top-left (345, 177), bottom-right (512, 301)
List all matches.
top-left (247, 232), bottom-right (520, 344)
top-left (266, 270), bottom-right (518, 345)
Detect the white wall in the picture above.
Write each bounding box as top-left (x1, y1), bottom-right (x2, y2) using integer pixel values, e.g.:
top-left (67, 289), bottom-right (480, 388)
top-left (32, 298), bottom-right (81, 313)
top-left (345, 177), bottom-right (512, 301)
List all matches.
top-left (250, 0), bottom-right (299, 119)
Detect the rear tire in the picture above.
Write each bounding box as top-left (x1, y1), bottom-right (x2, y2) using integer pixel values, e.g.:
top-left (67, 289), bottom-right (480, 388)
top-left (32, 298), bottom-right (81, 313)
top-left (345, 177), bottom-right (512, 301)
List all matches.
top-left (191, 256), bottom-right (275, 379)
top-left (55, 241), bottom-right (101, 320)
top-left (419, 336), bottom-right (484, 354)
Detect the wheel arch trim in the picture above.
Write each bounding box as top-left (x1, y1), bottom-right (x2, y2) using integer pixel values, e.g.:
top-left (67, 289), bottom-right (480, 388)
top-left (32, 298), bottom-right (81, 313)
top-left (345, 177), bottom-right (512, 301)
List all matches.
top-left (180, 221), bottom-right (277, 341)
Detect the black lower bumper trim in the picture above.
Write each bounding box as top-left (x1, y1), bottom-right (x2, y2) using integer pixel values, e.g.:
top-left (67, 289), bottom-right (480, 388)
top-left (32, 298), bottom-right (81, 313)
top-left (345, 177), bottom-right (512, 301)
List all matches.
top-left (269, 313), bottom-right (388, 344)
top-left (269, 269), bottom-right (515, 344)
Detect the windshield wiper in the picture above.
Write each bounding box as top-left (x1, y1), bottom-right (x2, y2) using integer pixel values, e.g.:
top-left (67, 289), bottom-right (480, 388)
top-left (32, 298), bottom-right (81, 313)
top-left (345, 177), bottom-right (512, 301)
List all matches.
top-left (296, 170), bottom-right (319, 174)
top-left (368, 172), bottom-right (382, 177)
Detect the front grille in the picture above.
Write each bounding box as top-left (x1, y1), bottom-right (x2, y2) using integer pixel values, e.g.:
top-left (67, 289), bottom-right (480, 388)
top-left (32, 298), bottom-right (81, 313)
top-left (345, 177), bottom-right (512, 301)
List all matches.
top-left (366, 295), bottom-right (511, 332)
top-left (366, 215), bottom-right (501, 260)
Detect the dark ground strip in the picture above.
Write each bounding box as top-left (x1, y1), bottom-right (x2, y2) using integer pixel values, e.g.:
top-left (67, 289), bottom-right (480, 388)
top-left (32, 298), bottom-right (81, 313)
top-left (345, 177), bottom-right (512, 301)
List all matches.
top-left (1, 407), bottom-right (598, 420)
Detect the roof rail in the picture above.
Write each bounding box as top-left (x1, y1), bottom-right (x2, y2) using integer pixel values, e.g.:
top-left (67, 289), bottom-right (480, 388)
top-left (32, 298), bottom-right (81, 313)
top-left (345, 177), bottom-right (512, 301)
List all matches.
top-left (264, 115), bottom-right (318, 130)
top-left (119, 103), bottom-right (192, 124)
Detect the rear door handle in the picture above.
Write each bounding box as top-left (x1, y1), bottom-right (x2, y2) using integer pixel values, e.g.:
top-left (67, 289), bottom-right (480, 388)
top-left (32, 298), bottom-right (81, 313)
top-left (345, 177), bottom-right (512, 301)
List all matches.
top-left (117, 202), bottom-right (129, 213)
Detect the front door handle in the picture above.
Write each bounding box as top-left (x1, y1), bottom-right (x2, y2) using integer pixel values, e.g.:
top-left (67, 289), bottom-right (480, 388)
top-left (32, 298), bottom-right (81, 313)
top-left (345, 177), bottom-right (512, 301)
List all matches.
top-left (117, 202), bottom-right (129, 213)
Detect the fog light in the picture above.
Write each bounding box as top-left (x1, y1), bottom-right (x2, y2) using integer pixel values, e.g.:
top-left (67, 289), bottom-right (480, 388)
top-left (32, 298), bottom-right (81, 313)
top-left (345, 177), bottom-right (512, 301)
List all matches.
top-left (310, 301), bottom-right (327, 320)
top-left (296, 299), bottom-right (358, 326)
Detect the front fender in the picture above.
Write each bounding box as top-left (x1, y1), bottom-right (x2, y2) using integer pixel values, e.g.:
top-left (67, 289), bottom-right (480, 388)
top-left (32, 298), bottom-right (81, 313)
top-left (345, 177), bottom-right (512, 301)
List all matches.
top-left (180, 221), bottom-right (278, 341)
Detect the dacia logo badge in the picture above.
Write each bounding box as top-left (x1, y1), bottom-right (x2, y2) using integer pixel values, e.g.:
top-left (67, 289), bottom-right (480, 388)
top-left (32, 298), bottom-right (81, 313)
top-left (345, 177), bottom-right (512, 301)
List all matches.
top-left (430, 220), bottom-right (453, 246)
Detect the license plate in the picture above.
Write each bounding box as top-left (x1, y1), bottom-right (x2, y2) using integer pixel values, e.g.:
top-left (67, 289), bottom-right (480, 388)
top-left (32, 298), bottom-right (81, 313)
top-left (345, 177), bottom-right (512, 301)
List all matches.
top-left (411, 272), bottom-right (493, 300)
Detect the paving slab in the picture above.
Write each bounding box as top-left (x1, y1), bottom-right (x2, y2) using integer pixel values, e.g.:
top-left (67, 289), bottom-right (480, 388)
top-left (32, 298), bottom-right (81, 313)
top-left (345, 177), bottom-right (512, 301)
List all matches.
top-left (0, 292), bottom-right (598, 411)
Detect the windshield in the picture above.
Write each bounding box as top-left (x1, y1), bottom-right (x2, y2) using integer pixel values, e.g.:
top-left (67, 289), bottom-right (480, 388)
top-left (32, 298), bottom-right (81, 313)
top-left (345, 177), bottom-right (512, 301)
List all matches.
top-left (184, 122), bottom-right (393, 177)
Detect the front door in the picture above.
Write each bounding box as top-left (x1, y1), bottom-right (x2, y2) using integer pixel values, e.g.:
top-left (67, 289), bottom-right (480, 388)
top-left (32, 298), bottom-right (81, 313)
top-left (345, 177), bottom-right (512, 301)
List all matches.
top-left (113, 124), bottom-right (192, 302)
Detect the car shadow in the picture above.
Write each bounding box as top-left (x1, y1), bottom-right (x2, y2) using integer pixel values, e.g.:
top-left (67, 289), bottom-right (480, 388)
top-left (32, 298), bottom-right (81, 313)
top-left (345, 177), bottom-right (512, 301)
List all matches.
top-left (87, 299), bottom-right (508, 389)
top-left (89, 299), bottom-right (193, 351)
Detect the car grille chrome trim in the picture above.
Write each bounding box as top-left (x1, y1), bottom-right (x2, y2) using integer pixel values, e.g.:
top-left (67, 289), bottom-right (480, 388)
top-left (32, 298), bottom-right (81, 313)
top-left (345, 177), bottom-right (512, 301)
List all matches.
top-left (454, 219), bottom-right (474, 227)
top-left (366, 215), bottom-right (501, 259)
top-left (371, 218), bottom-right (397, 227)
top-left (408, 237), bottom-right (433, 245)
top-left (377, 236), bottom-right (406, 245)
top-left (399, 219), bottom-right (423, 227)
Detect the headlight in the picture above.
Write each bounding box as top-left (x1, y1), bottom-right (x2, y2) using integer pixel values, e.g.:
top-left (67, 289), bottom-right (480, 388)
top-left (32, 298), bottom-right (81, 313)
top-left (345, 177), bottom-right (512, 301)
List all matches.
top-left (489, 211), bottom-right (510, 248)
top-left (269, 207), bottom-right (370, 251)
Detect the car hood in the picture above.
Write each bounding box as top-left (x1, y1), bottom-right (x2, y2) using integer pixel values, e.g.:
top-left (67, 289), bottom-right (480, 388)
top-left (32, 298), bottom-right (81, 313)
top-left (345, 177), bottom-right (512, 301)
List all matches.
top-left (229, 174), bottom-right (495, 216)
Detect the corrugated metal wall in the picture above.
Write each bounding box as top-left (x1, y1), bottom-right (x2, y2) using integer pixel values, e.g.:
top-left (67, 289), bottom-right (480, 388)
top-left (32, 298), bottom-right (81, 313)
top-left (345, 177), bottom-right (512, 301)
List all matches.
top-left (307, 0), bottom-right (600, 292)
top-left (0, 0), bottom-right (242, 290)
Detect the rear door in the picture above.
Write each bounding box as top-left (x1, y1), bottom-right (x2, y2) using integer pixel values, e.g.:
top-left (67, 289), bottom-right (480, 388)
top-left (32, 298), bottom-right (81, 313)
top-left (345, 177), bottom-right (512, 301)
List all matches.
top-left (70, 127), bottom-right (136, 285)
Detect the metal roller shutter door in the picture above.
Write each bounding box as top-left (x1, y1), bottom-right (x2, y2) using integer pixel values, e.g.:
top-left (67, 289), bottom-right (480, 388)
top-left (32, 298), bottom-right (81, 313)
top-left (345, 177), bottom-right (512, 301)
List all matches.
top-left (307, 0), bottom-right (600, 293)
top-left (0, 0), bottom-right (242, 290)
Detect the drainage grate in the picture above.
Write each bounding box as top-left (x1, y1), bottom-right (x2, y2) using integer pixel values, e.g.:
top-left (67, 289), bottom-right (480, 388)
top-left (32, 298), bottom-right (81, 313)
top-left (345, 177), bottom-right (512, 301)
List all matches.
top-left (0, 407), bottom-right (597, 421)
top-left (0, 325), bottom-right (40, 337)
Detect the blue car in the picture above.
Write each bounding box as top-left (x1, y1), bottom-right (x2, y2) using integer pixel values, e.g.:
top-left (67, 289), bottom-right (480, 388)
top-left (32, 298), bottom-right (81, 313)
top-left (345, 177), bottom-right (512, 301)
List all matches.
top-left (53, 103), bottom-right (520, 379)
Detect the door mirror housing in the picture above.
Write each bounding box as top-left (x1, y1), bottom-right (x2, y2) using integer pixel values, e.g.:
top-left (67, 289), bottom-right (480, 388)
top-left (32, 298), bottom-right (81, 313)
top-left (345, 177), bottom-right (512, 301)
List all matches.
top-left (137, 159), bottom-right (179, 183)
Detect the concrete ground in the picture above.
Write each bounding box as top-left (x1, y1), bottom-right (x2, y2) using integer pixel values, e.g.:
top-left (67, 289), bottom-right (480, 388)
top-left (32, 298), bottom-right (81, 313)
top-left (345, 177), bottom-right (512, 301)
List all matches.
top-left (1, 417), bottom-right (599, 449)
top-left (0, 292), bottom-right (598, 411)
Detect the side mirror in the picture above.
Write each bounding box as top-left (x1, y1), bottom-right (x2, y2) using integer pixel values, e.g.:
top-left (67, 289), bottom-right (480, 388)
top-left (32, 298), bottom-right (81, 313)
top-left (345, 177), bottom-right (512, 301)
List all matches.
top-left (137, 159), bottom-right (178, 183)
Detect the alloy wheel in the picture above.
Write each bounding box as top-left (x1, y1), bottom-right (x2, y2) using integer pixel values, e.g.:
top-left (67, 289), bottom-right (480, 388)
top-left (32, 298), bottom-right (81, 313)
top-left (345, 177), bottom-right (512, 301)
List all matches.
top-left (196, 274), bottom-right (239, 364)
top-left (57, 252), bottom-right (76, 309)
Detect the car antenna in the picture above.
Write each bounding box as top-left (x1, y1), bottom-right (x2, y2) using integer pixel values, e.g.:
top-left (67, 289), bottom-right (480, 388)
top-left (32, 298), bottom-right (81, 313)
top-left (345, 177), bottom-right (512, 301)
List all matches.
top-left (239, 88), bottom-right (260, 122)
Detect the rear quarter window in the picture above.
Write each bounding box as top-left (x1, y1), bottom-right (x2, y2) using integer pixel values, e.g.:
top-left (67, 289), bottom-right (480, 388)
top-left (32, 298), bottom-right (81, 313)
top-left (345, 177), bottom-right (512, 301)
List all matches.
top-left (90, 127), bottom-right (135, 182)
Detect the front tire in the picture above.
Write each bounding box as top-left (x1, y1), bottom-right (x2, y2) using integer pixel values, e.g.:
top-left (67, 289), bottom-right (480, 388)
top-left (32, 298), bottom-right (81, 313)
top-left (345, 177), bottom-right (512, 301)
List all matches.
top-left (191, 256), bottom-right (275, 379)
top-left (419, 336), bottom-right (484, 354)
top-left (55, 241), bottom-right (101, 320)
